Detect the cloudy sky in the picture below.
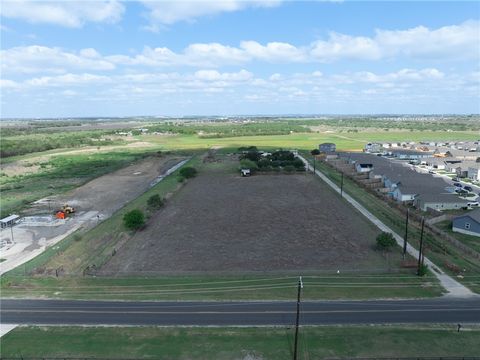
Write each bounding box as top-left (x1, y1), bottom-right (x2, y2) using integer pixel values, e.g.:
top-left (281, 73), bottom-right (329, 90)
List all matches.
top-left (1, 0), bottom-right (479, 118)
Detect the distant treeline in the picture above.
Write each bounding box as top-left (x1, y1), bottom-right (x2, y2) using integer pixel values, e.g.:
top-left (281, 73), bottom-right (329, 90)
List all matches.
top-left (285, 117), bottom-right (480, 131)
top-left (0, 131), bottom-right (121, 158)
top-left (146, 122), bottom-right (311, 138)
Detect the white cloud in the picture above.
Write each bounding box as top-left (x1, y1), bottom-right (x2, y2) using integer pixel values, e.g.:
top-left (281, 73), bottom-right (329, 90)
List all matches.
top-left (311, 20), bottom-right (479, 62)
top-left (194, 69), bottom-right (253, 81)
top-left (0, 1), bottom-right (125, 28)
top-left (1, 45), bottom-right (115, 74)
top-left (140, 0), bottom-right (281, 29)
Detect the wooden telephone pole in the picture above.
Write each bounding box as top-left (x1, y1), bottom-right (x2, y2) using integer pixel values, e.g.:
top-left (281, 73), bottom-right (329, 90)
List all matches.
top-left (293, 276), bottom-right (304, 360)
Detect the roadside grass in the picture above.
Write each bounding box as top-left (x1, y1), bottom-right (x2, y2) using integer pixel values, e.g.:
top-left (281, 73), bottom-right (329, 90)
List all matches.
top-left (301, 154), bottom-right (480, 294)
top-left (0, 273), bottom-right (443, 301)
top-left (3, 156), bottom-right (201, 277)
top-left (2, 325), bottom-right (479, 359)
top-left (436, 220), bottom-right (480, 254)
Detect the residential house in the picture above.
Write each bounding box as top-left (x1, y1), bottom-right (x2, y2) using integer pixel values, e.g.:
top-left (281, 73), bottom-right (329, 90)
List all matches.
top-left (414, 194), bottom-right (470, 212)
top-left (355, 163), bottom-right (374, 173)
top-left (319, 143), bottom-right (336, 153)
top-left (452, 209), bottom-right (480, 237)
top-left (468, 165), bottom-right (480, 181)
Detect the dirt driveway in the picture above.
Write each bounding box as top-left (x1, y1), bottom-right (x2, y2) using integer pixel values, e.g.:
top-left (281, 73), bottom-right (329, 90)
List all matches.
top-left (102, 158), bottom-right (391, 275)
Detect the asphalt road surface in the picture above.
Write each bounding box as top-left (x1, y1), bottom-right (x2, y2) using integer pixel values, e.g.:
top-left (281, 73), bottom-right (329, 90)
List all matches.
top-left (2, 298), bottom-right (480, 326)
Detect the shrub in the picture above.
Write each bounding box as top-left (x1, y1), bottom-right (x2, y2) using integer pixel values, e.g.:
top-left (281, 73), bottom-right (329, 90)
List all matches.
top-left (417, 264), bottom-right (428, 276)
top-left (376, 232), bottom-right (396, 250)
top-left (147, 194), bottom-right (164, 210)
top-left (179, 166), bottom-right (198, 179)
top-left (123, 209), bottom-right (145, 230)
top-left (239, 159), bottom-right (258, 171)
top-left (284, 165), bottom-right (296, 173)
top-left (311, 149), bottom-right (320, 155)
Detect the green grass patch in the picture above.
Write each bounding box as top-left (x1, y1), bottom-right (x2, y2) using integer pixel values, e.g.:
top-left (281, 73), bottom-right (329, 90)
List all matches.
top-left (0, 273), bottom-right (443, 301)
top-left (143, 130), bottom-right (478, 152)
top-left (436, 220), bottom-right (480, 254)
top-left (2, 325), bottom-right (479, 359)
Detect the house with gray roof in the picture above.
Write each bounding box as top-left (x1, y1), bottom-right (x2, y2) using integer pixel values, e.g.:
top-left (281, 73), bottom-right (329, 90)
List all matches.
top-left (452, 209), bottom-right (480, 237)
top-left (415, 193), bottom-right (470, 212)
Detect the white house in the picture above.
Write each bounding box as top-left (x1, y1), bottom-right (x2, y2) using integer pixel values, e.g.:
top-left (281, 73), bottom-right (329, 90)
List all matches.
top-left (355, 163), bottom-right (374, 173)
top-left (468, 166), bottom-right (480, 181)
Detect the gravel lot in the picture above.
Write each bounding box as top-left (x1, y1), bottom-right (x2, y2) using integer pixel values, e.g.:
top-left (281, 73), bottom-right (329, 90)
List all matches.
top-left (102, 158), bottom-right (390, 275)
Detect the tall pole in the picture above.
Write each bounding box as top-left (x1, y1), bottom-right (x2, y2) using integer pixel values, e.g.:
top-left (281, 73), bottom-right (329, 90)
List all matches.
top-left (293, 276), bottom-right (303, 360)
top-left (417, 217), bottom-right (425, 276)
top-left (313, 156), bottom-right (316, 174)
top-left (403, 208), bottom-right (409, 259)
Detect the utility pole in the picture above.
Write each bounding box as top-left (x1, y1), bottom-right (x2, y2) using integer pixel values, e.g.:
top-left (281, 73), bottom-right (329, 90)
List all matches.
top-left (293, 276), bottom-right (304, 360)
top-left (340, 171), bottom-right (344, 197)
top-left (403, 208), bottom-right (409, 259)
top-left (313, 156), bottom-right (316, 174)
top-left (417, 217), bottom-right (425, 276)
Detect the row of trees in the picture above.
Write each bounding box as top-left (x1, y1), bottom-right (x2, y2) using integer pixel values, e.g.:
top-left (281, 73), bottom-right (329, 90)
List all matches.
top-left (239, 147), bottom-right (305, 173)
top-left (1, 131), bottom-right (120, 158)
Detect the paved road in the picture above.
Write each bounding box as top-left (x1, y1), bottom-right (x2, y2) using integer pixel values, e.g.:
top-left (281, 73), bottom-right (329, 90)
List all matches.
top-left (2, 298), bottom-right (480, 326)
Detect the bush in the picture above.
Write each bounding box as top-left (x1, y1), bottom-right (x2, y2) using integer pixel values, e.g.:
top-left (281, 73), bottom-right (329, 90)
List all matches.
top-left (284, 165), bottom-right (296, 173)
top-left (417, 264), bottom-right (428, 276)
top-left (376, 232), bottom-right (396, 250)
top-left (179, 166), bottom-right (198, 179)
top-left (311, 149), bottom-right (320, 155)
top-left (239, 159), bottom-right (258, 171)
top-left (147, 194), bottom-right (164, 210)
top-left (123, 209), bottom-right (145, 230)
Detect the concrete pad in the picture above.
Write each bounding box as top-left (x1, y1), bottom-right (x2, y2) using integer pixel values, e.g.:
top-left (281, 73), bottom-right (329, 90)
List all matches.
top-left (0, 324), bottom-right (18, 338)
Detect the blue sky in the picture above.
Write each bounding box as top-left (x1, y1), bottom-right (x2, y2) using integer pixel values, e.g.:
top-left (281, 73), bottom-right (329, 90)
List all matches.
top-left (1, 1), bottom-right (479, 118)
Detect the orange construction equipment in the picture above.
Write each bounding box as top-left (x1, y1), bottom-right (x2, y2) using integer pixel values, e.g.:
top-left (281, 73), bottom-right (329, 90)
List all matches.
top-left (55, 211), bottom-right (65, 219)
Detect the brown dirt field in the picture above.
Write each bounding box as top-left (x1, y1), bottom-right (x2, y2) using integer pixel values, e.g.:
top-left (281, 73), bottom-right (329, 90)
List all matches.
top-left (101, 158), bottom-right (396, 275)
top-left (44, 155), bottom-right (186, 217)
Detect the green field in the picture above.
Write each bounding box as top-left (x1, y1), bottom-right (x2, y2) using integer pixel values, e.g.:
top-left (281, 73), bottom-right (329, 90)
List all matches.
top-left (2, 325), bottom-right (479, 359)
top-left (142, 130), bottom-right (478, 152)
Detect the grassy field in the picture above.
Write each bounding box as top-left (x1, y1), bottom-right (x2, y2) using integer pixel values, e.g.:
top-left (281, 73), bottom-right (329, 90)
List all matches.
top-left (301, 154), bottom-right (480, 294)
top-left (143, 130), bottom-right (479, 152)
top-left (2, 325), bottom-right (479, 359)
top-left (0, 272), bottom-right (443, 301)
top-left (436, 220), bottom-right (480, 254)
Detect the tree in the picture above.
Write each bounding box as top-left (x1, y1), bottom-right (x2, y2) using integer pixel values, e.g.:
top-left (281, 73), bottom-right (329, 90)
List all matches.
top-left (311, 149), bottom-right (320, 155)
top-left (179, 166), bottom-right (198, 179)
top-left (376, 232), bottom-right (396, 250)
top-left (147, 194), bottom-right (164, 210)
top-left (240, 159), bottom-right (258, 171)
top-left (123, 209), bottom-right (145, 230)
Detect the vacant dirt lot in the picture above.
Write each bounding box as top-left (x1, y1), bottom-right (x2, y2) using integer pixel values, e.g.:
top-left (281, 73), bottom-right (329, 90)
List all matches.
top-left (102, 158), bottom-right (391, 275)
top-left (55, 156), bottom-right (186, 217)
